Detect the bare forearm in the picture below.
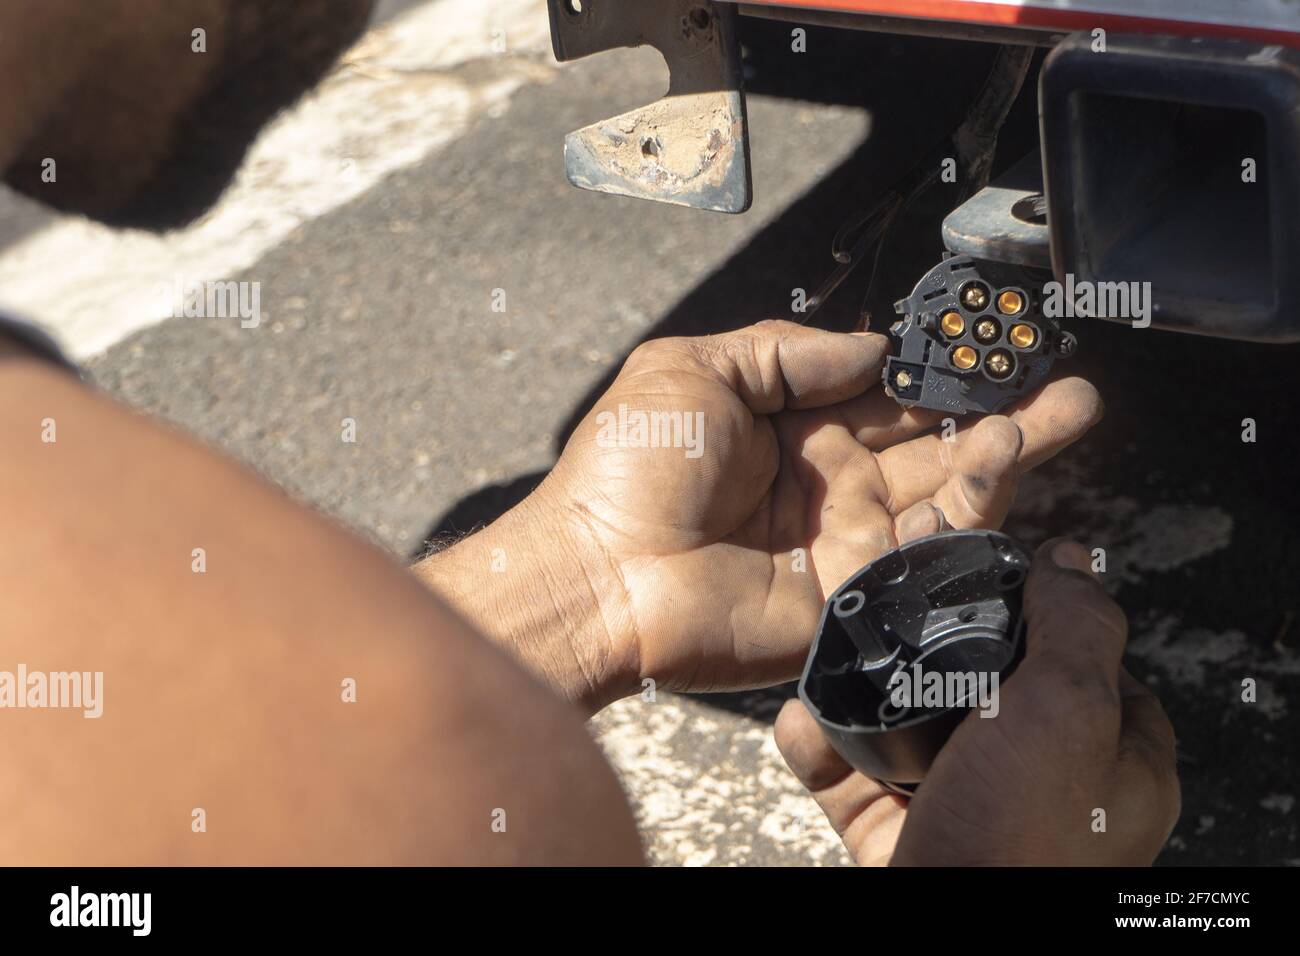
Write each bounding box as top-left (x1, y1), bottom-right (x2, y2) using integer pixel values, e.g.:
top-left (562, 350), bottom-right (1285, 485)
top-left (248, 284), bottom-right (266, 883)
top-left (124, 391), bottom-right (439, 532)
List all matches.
top-left (0, 364), bottom-right (641, 864)
top-left (412, 484), bottom-right (640, 715)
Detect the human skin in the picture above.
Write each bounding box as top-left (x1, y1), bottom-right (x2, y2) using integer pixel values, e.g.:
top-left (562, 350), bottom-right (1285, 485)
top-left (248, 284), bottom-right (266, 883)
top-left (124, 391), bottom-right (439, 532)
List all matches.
top-left (417, 322), bottom-right (1178, 865)
top-left (6, 0), bottom-right (634, 867)
top-left (416, 321), bottom-right (1106, 714)
top-left (0, 357), bottom-right (642, 865)
top-left (775, 539), bottom-right (1180, 866)
top-left (0, 0), bottom-right (1175, 866)
top-left (0, 316), bottom-right (1116, 865)
top-left (0, 0), bottom-right (227, 203)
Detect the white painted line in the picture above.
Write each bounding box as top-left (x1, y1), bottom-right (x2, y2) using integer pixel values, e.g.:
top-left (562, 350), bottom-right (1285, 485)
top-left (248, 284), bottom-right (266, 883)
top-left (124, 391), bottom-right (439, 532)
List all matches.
top-left (0, 0), bottom-right (554, 359)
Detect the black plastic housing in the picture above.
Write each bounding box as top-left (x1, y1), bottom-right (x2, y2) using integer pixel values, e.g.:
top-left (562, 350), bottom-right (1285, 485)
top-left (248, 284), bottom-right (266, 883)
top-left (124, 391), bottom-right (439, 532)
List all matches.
top-left (799, 530), bottom-right (1031, 788)
top-left (884, 254), bottom-right (1072, 415)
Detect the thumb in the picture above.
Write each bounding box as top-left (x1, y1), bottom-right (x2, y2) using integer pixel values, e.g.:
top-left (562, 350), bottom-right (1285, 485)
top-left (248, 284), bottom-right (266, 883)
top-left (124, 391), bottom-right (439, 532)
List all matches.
top-left (1020, 537), bottom-right (1129, 698)
top-left (775, 699), bottom-right (908, 865)
top-left (683, 320), bottom-right (890, 414)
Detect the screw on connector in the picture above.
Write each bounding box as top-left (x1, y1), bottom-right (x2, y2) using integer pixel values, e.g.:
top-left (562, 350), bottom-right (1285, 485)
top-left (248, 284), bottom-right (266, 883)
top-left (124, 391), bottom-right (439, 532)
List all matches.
top-left (960, 282), bottom-right (990, 311)
top-left (985, 350), bottom-right (1014, 379)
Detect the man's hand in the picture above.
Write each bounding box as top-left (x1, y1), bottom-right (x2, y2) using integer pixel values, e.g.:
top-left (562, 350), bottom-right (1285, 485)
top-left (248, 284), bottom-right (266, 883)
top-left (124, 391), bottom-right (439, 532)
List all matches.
top-left (775, 538), bottom-right (1181, 866)
top-left (420, 321), bottom-right (1102, 712)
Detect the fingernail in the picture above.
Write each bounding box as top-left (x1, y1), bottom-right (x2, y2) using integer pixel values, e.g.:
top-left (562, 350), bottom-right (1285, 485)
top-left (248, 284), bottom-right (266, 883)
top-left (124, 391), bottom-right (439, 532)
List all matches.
top-left (1051, 540), bottom-right (1095, 575)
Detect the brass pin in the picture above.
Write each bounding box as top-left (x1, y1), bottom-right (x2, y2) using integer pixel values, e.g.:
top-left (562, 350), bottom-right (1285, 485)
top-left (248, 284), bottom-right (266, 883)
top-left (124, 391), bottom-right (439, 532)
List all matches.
top-left (997, 290), bottom-right (1025, 315)
top-left (960, 282), bottom-right (990, 311)
top-left (940, 311), bottom-right (965, 337)
top-left (1008, 323), bottom-right (1038, 349)
top-left (974, 318), bottom-right (1000, 343)
top-left (894, 369), bottom-right (913, 390)
top-left (986, 349), bottom-right (1014, 379)
top-left (951, 345), bottom-right (979, 370)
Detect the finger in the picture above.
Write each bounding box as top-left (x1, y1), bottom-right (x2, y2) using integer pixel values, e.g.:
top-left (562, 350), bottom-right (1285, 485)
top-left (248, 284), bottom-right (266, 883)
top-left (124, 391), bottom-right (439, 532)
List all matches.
top-left (875, 413), bottom-right (1022, 521)
top-left (1009, 376), bottom-right (1105, 470)
top-left (788, 423), bottom-right (898, 594)
top-left (679, 320), bottom-right (890, 414)
top-left (1117, 669), bottom-right (1179, 784)
top-left (806, 413), bottom-right (1019, 606)
top-left (875, 376), bottom-right (1103, 512)
top-left (776, 698), bottom-right (857, 792)
top-left (893, 500), bottom-right (946, 544)
top-left (830, 389), bottom-right (948, 452)
top-left (775, 699), bottom-right (908, 864)
top-left (805, 416), bottom-right (1019, 592)
top-left (786, 364), bottom-right (1100, 464)
top-left (928, 415), bottom-right (1023, 529)
top-left (1115, 668), bottom-right (1182, 849)
top-left (1021, 537), bottom-right (1129, 696)
top-left (840, 792), bottom-right (909, 867)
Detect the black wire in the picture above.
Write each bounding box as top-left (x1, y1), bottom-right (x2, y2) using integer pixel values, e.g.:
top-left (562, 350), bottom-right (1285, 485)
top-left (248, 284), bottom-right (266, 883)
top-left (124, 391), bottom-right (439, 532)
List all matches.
top-left (798, 44), bottom-right (1033, 330)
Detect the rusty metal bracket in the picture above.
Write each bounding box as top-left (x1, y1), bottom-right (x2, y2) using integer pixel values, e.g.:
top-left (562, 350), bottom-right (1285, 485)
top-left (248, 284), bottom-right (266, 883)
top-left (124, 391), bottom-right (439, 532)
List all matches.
top-left (942, 151), bottom-right (1051, 270)
top-left (547, 0), bottom-right (752, 213)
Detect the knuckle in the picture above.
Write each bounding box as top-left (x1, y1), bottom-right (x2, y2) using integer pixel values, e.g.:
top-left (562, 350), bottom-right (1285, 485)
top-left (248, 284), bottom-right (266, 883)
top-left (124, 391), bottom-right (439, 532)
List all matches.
top-left (1075, 680), bottom-right (1123, 723)
top-left (627, 337), bottom-right (676, 365)
top-left (1016, 659), bottom-right (1120, 727)
top-left (1026, 578), bottom-right (1127, 638)
top-left (722, 329), bottom-right (764, 365)
top-left (754, 318), bottom-right (799, 334)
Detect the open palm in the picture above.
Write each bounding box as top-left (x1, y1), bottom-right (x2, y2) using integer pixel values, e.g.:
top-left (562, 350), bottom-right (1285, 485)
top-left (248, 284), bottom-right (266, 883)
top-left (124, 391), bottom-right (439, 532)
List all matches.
top-left (544, 320), bottom-right (1102, 693)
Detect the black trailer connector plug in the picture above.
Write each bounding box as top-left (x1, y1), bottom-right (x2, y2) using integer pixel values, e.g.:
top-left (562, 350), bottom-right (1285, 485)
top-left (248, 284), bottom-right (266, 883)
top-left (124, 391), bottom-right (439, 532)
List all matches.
top-left (798, 530), bottom-right (1032, 792)
top-left (883, 254), bottom-right (1075, 415)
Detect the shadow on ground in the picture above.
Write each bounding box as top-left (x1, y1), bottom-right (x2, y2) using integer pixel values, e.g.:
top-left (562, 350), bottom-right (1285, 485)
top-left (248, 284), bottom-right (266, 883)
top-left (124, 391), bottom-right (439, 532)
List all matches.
top-left (419, 23), bottom-right (1017, 541)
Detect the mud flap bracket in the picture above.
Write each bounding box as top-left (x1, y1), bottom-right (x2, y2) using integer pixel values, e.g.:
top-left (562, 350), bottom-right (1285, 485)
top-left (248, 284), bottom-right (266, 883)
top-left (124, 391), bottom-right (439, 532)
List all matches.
top-left (547, 0), bottom-right (753, 213)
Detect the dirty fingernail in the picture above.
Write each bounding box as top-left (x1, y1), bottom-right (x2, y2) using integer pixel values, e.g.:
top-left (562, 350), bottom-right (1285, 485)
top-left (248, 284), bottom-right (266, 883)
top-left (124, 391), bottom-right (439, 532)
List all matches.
top-left (1051, 539), bottom-right (1095, 575)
